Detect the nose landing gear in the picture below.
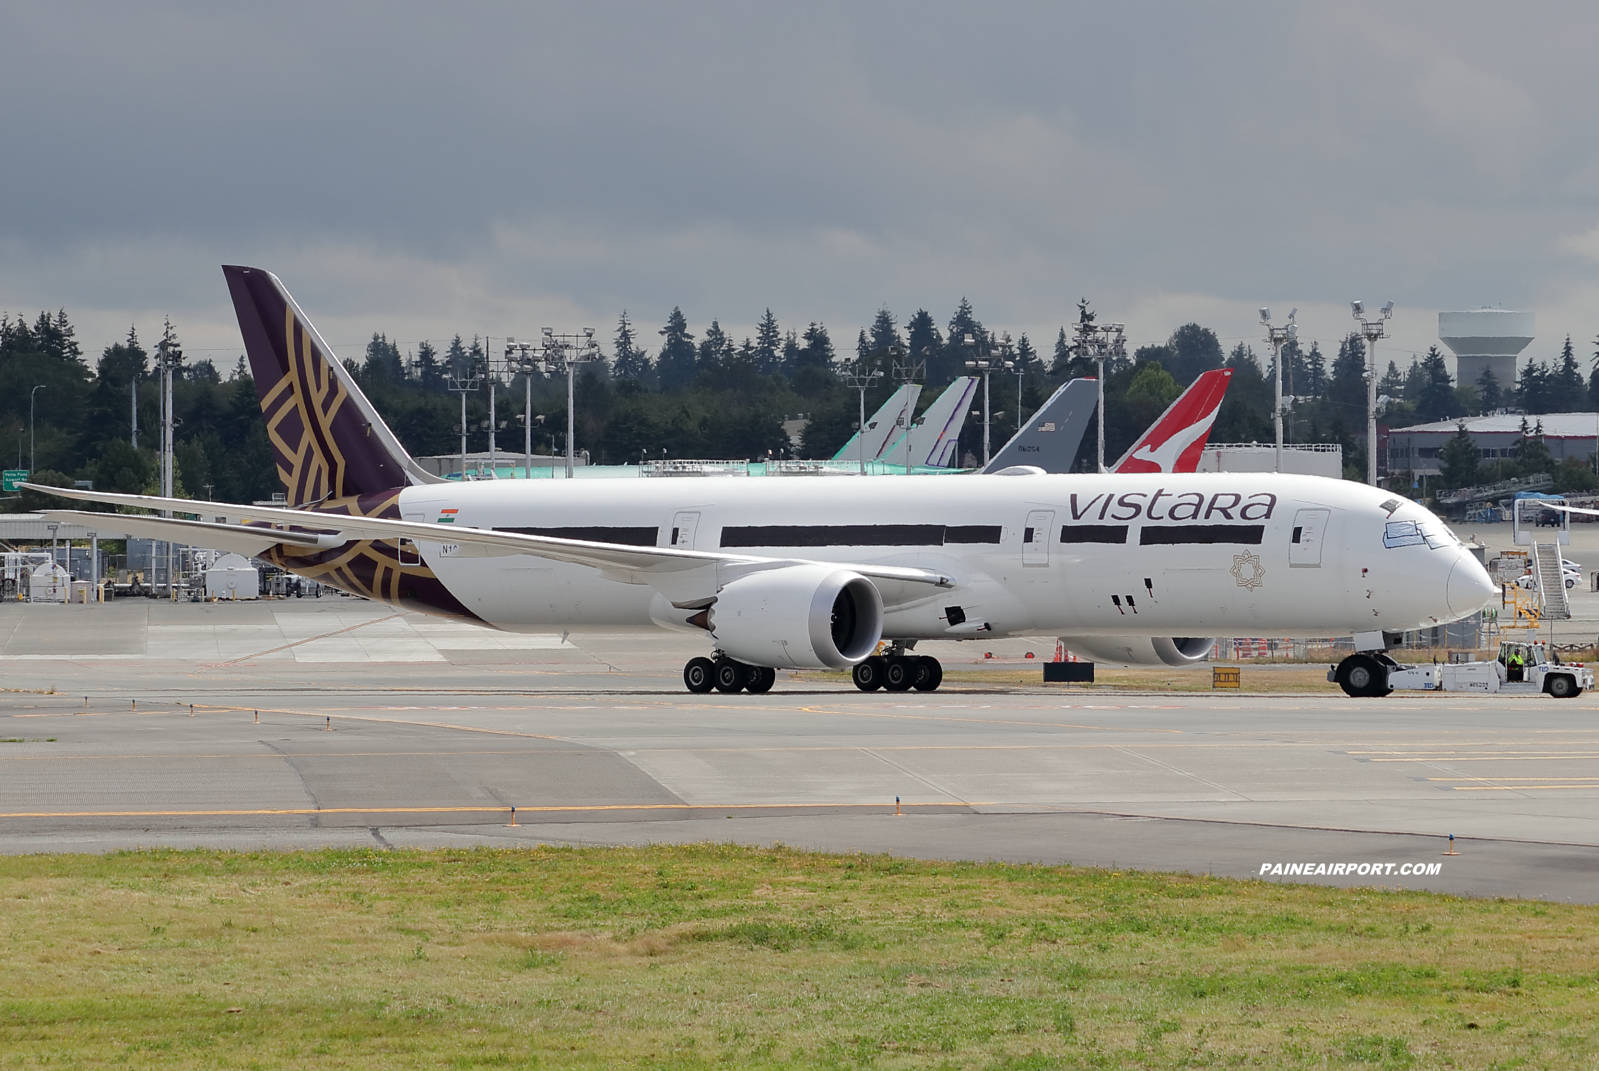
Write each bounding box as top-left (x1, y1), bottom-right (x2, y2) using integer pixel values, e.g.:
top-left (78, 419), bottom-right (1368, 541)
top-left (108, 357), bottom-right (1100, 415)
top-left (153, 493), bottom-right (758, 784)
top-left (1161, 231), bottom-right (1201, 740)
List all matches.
top-left (1333, 652), bottom-right (1396, 698)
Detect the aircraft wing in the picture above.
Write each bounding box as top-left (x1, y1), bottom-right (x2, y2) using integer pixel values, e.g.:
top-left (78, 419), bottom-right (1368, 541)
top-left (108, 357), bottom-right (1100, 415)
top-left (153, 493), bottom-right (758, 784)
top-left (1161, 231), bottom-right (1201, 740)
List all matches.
top-left (29, 485), bottom-right (955, 591)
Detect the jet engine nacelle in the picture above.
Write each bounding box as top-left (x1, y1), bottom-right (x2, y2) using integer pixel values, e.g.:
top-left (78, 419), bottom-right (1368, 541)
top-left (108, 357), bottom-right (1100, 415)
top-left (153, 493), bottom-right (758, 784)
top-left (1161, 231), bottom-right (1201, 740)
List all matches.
top-left (710, 565), bottom-right (884, 670)
top-left (1058, 635), bottom-right (1214, 667)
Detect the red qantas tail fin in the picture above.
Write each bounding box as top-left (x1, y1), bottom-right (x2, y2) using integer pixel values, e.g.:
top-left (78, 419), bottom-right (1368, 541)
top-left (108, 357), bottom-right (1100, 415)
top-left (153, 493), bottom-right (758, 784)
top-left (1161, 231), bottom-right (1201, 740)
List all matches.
top-left (1112, 367), bottom-right (1233, 474)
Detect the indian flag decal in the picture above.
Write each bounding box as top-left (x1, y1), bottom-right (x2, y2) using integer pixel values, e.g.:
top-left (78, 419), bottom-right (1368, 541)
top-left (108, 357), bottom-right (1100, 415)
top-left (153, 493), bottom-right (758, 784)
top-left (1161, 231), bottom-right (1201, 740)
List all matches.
top-left (438, 508), bottom-right (459, 524)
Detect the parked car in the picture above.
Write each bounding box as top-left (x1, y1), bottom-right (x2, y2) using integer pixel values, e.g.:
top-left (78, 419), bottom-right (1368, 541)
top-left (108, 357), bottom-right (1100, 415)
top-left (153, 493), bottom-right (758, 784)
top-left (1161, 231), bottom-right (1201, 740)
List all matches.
top-left (1515, 569), bottom-right (1581, 590)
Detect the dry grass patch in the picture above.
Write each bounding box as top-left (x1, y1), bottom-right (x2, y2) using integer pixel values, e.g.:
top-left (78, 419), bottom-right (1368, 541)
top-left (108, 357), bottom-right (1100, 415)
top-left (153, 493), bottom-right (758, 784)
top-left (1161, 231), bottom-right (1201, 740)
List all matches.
top-left (1, 845), bottom-right (1596, 1068)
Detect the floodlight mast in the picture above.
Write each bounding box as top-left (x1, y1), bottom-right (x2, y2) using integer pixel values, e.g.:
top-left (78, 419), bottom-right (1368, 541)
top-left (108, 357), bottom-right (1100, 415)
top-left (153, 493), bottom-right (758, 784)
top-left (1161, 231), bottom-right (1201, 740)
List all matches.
top-left (539, 328), bottom-right (599, 479)
top-left (485, 338), bottom-right (499, 478)
top-left (964, 334), bottom-right (1013, 468)
top-left (505, 339), bottom-right (543, 478)
top-left (1073, 318), bottom-right (1126, 471)
top-left (445, 355), bottom-right (483, 480)
top-left (838, 361), bottom-right (884, 474)
top-left (155, 319), bottom-right (180, 596)
top-left (1261, 306), bottom-right (1298, 473)
top-left (890, 345), bottom-right (927, 475)
top-left (1351, 299), bottom-right (1394, 486)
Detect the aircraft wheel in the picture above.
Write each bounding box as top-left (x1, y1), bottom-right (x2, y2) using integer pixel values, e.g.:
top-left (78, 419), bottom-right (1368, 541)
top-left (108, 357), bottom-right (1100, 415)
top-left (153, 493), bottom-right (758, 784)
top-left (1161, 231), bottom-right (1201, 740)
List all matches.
top-left (1335, 653), bottom-right (1392, 698)
top-left (714, 658), bottom-right (748, 693)
top-left (1545, 673), bottom-right (1580, 699)
top-left (912, 656), bottom-right (943, 691)
top-left (853, 656), bottom-right (886, 692)
top-left (684, 656), bottom-right (715, 694)
top-left (745, 666), bottom-right (776, 693)
top-left (883, 657), bottom-right (915, 692)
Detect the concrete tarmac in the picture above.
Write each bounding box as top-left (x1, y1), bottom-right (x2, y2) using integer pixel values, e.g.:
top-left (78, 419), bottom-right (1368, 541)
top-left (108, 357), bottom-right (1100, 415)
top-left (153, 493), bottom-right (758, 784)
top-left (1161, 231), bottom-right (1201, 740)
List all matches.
top-left (1, 595), bottom-right (1597, 902)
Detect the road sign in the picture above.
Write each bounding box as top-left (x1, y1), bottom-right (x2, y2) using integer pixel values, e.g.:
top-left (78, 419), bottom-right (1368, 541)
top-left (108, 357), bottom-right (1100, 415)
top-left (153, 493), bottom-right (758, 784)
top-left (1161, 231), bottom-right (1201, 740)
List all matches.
top-left (2, 470), bottom-right (28, 492)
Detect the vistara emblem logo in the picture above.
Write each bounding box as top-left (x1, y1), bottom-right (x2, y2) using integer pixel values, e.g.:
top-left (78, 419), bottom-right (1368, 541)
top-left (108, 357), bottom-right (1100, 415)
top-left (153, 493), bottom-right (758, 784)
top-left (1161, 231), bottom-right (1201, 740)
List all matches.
top-left (437, 508), bottom-right (459, 524)
top-left (1230, 551), bottom-right (1266, 590)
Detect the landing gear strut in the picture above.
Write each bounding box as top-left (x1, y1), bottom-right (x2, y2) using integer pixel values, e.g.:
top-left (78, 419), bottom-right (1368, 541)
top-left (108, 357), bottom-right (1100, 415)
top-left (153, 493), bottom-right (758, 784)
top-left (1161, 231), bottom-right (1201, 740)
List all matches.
top-left (683, 655), bottom-right (775, 694)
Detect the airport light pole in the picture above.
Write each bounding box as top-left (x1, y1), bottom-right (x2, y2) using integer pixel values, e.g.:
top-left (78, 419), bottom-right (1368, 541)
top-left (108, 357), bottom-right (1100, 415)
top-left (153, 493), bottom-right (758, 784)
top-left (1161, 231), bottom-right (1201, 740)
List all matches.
top-left (155, 321), bottom-right (181, 597)
top-left (29, 384), bottom-right (45, 475)
top-left (1260, 307), bottom-right (1298, 473)
top-left (1009, 341), bottom-right (1026, 436)
top-left (485, 338), bottom-right (499, 478)
top-left (1073, 320), bottom-right (1127, 471)
top-left (539, 328), bottom-right (599, 479)
top-left (890, 345), bottom-right (927, 475)
top-left (505, 339), bottom-right (542, 479)
top-left (446, 358), bottom-right (483, 480)
top-left (837, 361), bottom-right (884, 475)
top-left (1351, 300), bottom-right (1394, 487)
top-left (964, 336), bottom-right (1013, 468)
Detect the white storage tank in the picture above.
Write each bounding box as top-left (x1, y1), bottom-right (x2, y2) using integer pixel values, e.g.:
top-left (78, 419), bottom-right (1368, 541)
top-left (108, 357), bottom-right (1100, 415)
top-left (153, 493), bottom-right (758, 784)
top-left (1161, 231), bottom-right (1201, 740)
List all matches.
top-left (205, 554), bottom-right (260, 600)
top-left (1438, 309), bottom-right (1534, 392)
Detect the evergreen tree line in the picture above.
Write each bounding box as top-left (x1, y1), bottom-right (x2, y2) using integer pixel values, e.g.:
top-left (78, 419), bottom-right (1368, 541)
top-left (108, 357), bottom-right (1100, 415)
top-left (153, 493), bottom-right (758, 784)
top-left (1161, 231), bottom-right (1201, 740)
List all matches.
top-left (8, 300), bottom-right (1599, 509)
top-left (0, 312), bottom-right (275, 512)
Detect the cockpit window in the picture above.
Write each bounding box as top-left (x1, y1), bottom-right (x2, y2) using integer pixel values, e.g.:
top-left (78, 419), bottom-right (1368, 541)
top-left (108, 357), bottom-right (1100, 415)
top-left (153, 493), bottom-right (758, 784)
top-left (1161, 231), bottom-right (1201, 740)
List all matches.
top-left (1420, 523), bottom-right (1452, 549)
top-left (1383, 520), bottom-right (1452, 549)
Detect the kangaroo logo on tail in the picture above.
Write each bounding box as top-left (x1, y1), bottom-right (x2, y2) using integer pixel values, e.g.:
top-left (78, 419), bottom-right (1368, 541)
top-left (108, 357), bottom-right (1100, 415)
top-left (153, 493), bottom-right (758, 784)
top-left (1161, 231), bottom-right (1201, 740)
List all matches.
top-left (1113, 368), bottom-right (1234, 474)
top-left (223, 266), bottom-right (439, 505)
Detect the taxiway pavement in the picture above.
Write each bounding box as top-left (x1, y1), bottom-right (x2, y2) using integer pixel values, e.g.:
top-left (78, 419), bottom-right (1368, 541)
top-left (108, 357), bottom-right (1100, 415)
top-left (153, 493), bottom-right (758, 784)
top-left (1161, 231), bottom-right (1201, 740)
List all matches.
top-left (1, 596), bottom-right (1596, 902)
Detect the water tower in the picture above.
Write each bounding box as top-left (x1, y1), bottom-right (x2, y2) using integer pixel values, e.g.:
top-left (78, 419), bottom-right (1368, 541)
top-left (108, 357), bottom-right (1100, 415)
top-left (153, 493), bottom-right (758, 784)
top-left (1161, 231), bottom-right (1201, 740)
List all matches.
top-left (1438, 309), bottom-right (1534, 396)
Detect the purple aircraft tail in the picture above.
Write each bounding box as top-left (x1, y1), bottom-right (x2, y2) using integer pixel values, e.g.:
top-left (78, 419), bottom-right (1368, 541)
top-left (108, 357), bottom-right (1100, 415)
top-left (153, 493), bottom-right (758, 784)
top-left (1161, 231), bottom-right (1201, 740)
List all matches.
top-left (222, 265), bottom-right (440, 505)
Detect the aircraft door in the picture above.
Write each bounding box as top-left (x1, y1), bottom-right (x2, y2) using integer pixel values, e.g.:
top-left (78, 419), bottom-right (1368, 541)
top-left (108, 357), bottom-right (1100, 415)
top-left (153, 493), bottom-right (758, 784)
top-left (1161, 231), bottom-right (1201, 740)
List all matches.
top-left (669, 511), bottom-right (701, 550)
top-left (1022, 510), bottom-right (1054, 567)
top-left (400, 512), bottom-right (425, 565)
top-left (1289, 508), bottom-right (1331, 568)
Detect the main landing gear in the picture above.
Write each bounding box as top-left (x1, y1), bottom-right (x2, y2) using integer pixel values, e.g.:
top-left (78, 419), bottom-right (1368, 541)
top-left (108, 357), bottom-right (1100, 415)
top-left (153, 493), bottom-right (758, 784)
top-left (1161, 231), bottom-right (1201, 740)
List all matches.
top-left (680, 651), bottom-right (945, 694)
top-left (1333, 652), bottom-right (1398, 698)
top-left (683, 656), bottom-right (776, 695)
top-left (852, 654), bottom-right (943, 692)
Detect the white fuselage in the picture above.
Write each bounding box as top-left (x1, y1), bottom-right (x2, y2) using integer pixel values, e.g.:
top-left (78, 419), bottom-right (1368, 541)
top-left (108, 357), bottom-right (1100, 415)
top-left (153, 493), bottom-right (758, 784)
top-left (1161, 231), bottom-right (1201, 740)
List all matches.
top-left (397, 471), bottom-right (1494, 640)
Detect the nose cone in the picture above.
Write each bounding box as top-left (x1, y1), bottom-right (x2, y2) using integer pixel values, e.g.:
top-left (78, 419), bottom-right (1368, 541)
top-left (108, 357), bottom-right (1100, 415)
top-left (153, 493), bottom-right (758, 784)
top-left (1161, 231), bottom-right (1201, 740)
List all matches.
top-left (1447, 555), bottom-right (1498, 618)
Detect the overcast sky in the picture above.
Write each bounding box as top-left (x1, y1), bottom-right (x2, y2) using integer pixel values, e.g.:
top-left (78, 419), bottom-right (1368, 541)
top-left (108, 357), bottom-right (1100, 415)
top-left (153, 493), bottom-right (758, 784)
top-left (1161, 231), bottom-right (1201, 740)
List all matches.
top-left (5, 1), bottom-right (1599, 378)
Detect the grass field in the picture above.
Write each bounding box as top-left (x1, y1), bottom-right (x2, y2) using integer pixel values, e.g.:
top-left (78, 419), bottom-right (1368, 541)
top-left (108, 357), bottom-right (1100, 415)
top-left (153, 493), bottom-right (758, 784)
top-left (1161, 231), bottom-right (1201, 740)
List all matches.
top-left (2, 845), bottom-right (1595, 1069)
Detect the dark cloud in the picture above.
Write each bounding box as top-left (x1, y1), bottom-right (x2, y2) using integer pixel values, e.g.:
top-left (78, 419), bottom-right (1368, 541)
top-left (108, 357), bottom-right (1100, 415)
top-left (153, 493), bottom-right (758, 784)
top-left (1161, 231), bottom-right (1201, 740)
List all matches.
top-left (5, 1), bottom-right (1599, 362)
